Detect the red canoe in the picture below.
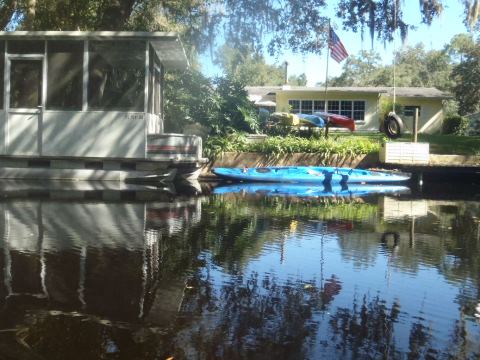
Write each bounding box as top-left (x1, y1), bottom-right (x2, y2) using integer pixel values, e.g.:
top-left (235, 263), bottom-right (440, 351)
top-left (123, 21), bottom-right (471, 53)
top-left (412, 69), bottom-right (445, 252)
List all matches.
top-left (314, 112), bottom-right (355, 132)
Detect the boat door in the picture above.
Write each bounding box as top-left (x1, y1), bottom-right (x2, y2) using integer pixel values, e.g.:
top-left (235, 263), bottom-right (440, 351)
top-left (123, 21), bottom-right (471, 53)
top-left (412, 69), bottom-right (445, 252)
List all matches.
top-left (6, 57), bottom-right (43, 155)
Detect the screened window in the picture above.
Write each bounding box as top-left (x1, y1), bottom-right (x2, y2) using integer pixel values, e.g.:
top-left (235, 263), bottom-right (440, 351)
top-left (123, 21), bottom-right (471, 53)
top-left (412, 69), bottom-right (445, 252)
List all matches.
top-left (0, 41), bottom-right (4, 109)
top-left (47, 41), bottom-right (83, 110)
top-left (153, 67), bottom-right (162, 115)
top-left (288, 100), bottom-right (300, 113)
top-left (148, 46), bottom-right (163, 115)
top-left (301, 100), bottom-right (312, 114)
top-left (404, 105), bottom-right (421, 117)
top-left (10, 60), bottom-right (42, 108)
top-left (8, 40), bottom-right (44, 54)
top-left (313, 100), bottom-right (325, 112)
top-left (88, 41), bottom-right (145, 111)
top-left (328, 100), bottom-right (340, 114)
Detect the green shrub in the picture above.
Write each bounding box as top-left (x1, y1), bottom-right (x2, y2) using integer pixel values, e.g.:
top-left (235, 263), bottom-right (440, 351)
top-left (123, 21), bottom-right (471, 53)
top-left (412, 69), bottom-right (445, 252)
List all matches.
top-left (204, 134), bottom-right (382, 160)
top-left (442, 115), bottom-right (469, 135)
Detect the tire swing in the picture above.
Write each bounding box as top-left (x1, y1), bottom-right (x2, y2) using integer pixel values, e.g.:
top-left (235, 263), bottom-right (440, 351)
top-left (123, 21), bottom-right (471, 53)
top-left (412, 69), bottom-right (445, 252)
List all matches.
top-left (384, 112), bottom-right (404, 139)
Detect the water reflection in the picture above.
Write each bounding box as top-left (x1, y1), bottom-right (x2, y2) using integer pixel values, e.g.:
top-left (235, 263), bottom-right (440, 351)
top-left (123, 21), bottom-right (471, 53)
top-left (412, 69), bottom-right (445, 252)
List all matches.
top-left (0, 181), bottom-right (478, 359)
top-left (214, 182), bottom-right (410, 198)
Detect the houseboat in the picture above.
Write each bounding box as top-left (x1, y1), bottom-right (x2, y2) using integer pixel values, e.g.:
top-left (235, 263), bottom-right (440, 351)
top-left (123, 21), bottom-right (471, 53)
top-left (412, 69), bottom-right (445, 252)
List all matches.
top-left (0, 31), bottom-right (206, 182)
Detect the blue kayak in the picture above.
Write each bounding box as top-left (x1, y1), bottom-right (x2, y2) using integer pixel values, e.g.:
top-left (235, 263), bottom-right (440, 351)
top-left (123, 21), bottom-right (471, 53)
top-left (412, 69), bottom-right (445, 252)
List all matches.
top-left (212, 166), bottom-right (410, 184)
top-left (213, 183), bottom-right (410, 198)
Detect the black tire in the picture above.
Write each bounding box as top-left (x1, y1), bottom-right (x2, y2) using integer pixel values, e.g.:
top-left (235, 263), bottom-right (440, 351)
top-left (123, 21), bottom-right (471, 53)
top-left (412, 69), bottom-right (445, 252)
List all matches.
top-left (384, 113), bottom-right (404, 139)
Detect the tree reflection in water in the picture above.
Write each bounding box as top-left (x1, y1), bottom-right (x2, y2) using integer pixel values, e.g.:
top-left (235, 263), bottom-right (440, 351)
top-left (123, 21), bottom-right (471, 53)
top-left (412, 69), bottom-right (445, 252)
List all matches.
top-left (175, 270), bottom-right (342, 359)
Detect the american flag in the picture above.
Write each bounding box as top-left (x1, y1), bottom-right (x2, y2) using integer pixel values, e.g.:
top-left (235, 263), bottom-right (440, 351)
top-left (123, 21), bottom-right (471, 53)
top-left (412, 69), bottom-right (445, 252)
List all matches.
top-left (329, 27), bottom-right (348, 63)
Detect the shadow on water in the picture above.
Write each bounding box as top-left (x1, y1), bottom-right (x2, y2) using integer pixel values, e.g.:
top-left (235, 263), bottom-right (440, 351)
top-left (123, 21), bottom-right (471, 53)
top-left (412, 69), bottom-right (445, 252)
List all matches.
top-left (0, 180), bottom-right (478, 359)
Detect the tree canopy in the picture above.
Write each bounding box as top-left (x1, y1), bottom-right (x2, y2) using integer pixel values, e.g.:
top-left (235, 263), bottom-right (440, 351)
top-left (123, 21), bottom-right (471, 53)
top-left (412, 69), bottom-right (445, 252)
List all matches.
top-left (329, 43), bottom-right (454, 91)
top-left (215, 44), bottom-right (286, 86)
top-left (2, 0), bottom-right (479, 59)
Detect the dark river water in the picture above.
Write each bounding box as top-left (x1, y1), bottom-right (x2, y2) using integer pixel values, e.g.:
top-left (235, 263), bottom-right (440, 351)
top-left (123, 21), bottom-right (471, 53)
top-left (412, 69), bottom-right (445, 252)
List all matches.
top-left (0, 180), bottom-right (479, 360)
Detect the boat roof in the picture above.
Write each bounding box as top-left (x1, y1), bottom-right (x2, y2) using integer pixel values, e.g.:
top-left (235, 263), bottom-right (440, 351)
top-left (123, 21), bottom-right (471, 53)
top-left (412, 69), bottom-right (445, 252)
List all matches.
top-left (0, 31), bottom-right (189, 70)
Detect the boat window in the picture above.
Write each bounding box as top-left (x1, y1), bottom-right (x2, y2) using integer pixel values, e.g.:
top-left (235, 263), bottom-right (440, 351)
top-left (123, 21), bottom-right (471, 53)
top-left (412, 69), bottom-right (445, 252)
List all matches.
top-left (88, 41), bottom-right (145, 111)
top-left (10, 59), bottom-right (42, 108)
top-left (153, 67), bottom-right (162, 115)
top-left (46, 41), bottom-right (83, 110)
top-left (7, 40), bottom-right (44, 54)
top-left (255, 168), bottom-right (271, 173)
top-left (0, 41), bottom-right (4, 109)
top-left (148, 45), bottom-right (162, 115)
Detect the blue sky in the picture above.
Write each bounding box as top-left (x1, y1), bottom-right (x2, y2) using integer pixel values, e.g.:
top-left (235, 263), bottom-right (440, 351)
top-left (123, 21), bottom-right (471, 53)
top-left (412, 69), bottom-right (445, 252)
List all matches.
top-left (200, 1), bottom-right (470, 86)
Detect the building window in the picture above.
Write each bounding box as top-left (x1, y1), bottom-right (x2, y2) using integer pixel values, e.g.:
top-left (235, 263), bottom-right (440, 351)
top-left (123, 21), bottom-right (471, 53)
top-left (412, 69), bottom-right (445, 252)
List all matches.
top-left (353, 101), bottom-right (365, 120)
top-left (47, 41), bottom-right (83, 110)
top-left (341, 101), bottom-right (352, 117)
top-left (301, 100), bottom-right (312, 114)
top-left (288, 99), bottom-right (366, 121)
top-left (88, 41), bottom-right (145, 111)
top-left (403, 105), bottom-right (421, 117)
top-left (328, 100), bottom-right (340, 114)
top-left (288, 100), bottom-right (300, 113)
top-left (314, 100), bottom-right (325, 112)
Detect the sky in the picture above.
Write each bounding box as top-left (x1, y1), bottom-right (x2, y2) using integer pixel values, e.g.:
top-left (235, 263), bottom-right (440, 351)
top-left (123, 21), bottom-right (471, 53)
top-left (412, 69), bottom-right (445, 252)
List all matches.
top-left (200, 1), bottom-right (470, 86)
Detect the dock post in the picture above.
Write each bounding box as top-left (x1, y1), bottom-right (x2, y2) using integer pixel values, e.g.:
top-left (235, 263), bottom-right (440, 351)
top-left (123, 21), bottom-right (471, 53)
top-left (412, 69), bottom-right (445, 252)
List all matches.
top-left (413, 108), bottom-right (419, 143)
top-left (410, 216), bottom-right (415, 248)
top-left (417, 172), bottom-right (423, 190)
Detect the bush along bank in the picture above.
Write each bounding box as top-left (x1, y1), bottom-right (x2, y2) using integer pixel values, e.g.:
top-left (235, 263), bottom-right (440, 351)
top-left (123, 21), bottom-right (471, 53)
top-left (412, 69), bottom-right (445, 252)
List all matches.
top-left (204, 133), bottom-right (384, 160)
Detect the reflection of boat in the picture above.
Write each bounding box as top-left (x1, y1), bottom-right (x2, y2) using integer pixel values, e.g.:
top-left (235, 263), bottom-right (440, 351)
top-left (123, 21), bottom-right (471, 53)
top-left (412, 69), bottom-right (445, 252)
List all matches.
top-left (0, 190), bottom-right (202, 326)
top-left (213, 166), bottom-right (410, 184)
top-left (213, 183), bottom-right (410, 197)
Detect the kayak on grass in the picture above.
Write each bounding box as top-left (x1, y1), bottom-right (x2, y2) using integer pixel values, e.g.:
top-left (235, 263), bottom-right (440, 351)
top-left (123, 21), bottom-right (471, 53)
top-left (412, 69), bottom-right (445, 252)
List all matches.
top-left (212, 166), bottom-right (410, 184)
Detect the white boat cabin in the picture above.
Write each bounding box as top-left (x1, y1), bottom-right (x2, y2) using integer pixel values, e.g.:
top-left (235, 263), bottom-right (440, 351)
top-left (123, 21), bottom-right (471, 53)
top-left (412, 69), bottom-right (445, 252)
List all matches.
top-left (0, 31), bottom-right (197, 160)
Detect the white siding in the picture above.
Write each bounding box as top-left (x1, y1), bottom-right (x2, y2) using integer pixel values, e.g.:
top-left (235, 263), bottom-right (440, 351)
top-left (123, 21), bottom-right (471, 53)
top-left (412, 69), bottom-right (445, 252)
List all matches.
top-left (42, 111), bottom-right (146, 158)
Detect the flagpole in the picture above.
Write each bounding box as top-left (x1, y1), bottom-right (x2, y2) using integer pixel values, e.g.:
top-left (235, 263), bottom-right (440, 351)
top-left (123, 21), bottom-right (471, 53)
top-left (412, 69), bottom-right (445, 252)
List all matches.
top-left (324, 19), bottom-right (330, 113)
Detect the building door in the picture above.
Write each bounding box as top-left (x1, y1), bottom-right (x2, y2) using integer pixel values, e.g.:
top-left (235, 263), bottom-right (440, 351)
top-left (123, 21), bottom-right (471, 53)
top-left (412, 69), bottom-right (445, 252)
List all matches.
top-left (6, 58), bottom-right (43, 155)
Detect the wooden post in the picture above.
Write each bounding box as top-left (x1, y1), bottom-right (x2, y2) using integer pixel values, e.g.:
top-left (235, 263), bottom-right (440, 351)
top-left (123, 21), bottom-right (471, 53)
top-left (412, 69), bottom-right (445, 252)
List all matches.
top-left (413, 108), bottom-right (419, 142)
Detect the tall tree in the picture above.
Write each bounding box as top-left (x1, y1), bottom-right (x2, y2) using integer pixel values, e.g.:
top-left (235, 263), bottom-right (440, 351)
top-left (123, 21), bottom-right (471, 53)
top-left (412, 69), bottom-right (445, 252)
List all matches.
top-left (329, 44), bottom-right (453, 91)
top-left (215, 44), bottom-right (285, 85)
top-left (451, 38), bottom-right (480, 115)
top-left (288, 73), bottom-right (307, 86)
top-left (329, 50), bottom-right (384, 86)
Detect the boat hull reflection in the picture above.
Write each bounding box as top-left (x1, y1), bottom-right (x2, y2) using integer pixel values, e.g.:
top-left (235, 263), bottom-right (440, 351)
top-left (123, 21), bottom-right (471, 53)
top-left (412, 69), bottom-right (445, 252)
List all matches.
top-left (0, 186), bottom-right (203, 327)
top-left (214, 182), bottom-right (410, 198)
